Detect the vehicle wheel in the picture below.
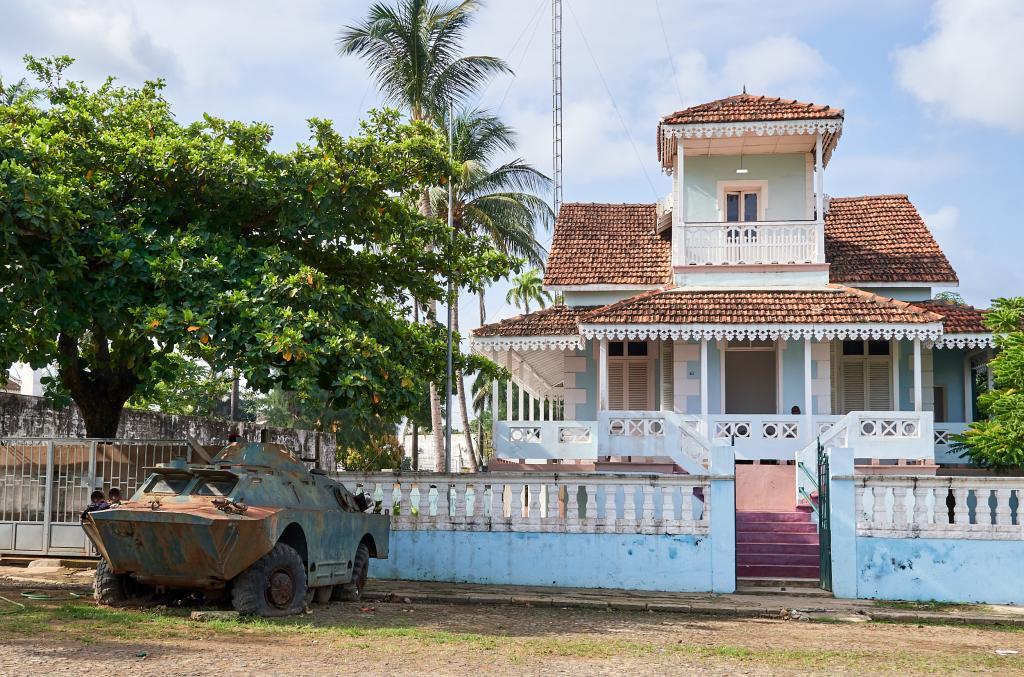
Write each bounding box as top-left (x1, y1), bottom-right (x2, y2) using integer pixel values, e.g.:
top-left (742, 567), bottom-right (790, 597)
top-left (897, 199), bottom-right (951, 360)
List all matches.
top-left (94, 558), bottom-right (133, 606)
top-left (314, 586), bottom-right (333, 604)
top-left (231, 543), bottom-right (308, 617)
top-left (331, 543), bottom-right (369, 602)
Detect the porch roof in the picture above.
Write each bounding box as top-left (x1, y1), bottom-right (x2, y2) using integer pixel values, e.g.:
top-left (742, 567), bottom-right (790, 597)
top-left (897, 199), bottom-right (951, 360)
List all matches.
top-left (577, 285), bottom-right (945, 342)
top-left (918, 301), bottom-right (996, 349)
top-left (471, 305), bottom-right (592, 352)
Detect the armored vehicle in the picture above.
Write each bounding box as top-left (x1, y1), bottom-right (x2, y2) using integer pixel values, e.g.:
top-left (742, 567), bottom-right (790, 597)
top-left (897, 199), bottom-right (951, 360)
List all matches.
top-left (82, 442), bottom-right (389, 617)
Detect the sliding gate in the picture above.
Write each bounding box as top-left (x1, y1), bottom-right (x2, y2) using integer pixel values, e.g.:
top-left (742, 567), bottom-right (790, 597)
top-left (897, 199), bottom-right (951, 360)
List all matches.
top-left (0, 439), bottom-right (189, 557)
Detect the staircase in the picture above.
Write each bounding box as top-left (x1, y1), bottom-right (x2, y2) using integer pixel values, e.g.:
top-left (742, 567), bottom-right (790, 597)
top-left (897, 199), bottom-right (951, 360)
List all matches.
top-left (736, 509), bottom-right (820, 581)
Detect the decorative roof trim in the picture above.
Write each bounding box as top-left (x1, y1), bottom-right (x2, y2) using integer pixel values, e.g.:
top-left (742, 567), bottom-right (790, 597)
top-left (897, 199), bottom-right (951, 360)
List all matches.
top-left (844, 281), bottom-right (959, 289)
top-left (470, 335), bottom-right (583, 353)
top-left (547, 284), bottom-right (662, 292)
top-left (933, 333), bottom-right (995, 350)
top-left (578, 322), bottom-right (944, 343)
top-left (661, 118), bottom-right (843, 171)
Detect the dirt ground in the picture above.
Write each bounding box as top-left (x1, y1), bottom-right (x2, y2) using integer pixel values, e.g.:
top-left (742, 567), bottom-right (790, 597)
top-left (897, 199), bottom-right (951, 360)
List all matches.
top-left (1, 580), bottom-right (1023, 676)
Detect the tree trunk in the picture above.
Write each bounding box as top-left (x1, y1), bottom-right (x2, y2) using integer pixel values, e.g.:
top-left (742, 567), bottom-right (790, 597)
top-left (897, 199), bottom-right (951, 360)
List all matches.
top-left (451, 288), bottom-right (481, 471)
top-left (417, 189), bottom-right (446, 473)
top-left (57, 332), bottom-right (139, 438)
top-left (479, 288), bottom-right (486, 325)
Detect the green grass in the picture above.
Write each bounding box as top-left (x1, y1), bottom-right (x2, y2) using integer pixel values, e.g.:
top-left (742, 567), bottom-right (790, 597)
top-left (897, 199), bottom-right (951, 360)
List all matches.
top-left (0, 601), bottom-right (1021, 672)
top-left (871, 599), bottom-right (971, 612)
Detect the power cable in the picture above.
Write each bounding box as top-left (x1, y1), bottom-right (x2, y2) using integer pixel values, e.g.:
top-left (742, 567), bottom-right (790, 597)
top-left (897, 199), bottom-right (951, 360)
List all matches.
top-left (654, 0), bottom-right (684, 108)
top-left (564, 0), bottom-right (659, 202)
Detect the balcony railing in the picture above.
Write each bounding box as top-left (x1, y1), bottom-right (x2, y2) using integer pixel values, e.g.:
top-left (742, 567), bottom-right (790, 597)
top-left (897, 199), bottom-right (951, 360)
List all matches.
top-left (681, 220), bottom-right (822, 267)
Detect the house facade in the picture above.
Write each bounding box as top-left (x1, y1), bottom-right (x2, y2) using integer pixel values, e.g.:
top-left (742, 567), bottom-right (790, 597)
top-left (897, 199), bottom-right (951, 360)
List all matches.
top-left (471, 94), bottom-right (995, 494)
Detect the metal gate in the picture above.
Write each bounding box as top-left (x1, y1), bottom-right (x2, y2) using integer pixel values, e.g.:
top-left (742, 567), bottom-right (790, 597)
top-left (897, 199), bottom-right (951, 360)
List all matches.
top-left (816, 439), bottom-right (832, 592)
top-left (0, 438), bottom-right (189, 557)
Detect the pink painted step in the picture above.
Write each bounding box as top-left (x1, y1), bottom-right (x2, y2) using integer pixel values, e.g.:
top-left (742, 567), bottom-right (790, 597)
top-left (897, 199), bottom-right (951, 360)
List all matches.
top-left (737, 563), bottom-right (820, 579)
top-left (736, 510), bottom-right (820, 581)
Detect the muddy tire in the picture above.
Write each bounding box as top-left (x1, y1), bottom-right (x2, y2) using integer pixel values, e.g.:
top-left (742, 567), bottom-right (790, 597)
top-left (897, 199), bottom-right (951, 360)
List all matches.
top-left (94, 558), bottom-right (139, 606)
top-left (332, 542), bottom-right (369, 602)
top-left (313, 586), bottom-right (333, 604)
top-left (231, 543), bottom-right (307, 617)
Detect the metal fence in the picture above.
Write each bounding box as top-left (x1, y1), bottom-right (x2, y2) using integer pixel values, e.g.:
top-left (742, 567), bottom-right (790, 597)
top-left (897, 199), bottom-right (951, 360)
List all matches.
top-left (0, 438), bottom-right (189, 557)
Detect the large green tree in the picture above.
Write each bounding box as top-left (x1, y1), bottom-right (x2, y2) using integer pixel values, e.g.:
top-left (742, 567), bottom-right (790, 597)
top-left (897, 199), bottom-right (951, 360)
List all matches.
top-left (955, 297), bottom-right (1024, 468)
top-left (430, 108), bottom-right (550, 467)
top-left (0, 56), bottom-right (511, 437)
top-left (338, 0), bottom-right (510, 472)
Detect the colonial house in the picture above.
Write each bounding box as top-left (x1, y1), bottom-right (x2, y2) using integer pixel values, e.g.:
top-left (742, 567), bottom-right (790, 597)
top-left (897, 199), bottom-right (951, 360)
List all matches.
top-left (470, 94), bottom-right (997, 579)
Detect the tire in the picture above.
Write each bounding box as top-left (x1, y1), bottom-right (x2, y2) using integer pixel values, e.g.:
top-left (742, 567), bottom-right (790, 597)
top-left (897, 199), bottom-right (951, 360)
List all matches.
top-left (332, 542), bottom-right (369, 602)
top-left (231, 543), bottom-right (308, 617)
top-left (94, 558), bottom-right (131, 606)
top-left (313, 586), bottom-right (333, 604)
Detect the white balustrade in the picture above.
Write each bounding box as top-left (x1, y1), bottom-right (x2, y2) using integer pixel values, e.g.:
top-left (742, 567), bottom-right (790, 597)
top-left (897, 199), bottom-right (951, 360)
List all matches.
top-left (339, 472), bottom-right (711, 536)
top-left (856, 476), bottom-right (1023, 540)
top-left (682, 220), bottom-right (821, 267)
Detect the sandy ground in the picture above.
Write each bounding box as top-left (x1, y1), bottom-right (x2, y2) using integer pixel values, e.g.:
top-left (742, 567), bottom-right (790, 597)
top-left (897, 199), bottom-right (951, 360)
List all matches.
top-left (1, 579), bottom-right (1022, 676)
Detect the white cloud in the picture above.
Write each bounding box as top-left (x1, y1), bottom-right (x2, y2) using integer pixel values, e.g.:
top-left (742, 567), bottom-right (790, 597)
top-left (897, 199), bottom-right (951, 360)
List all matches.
top-left (893, 0), bottom-right (1024, 132)
top-left (720, 36), bottom-right (832, 100)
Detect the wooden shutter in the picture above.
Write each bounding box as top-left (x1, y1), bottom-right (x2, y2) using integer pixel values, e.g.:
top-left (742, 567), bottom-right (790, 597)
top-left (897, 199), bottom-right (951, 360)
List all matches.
top-left (627, 361), bottom-right (650, 410)
top-left (842, 360), bottom-right (866, 413)
top-left (661, 341), bottom-right (674, 411)
top-left (608, 361), bottom-right (625, 410)
top-left (867, 360), bottom-right (892, 410)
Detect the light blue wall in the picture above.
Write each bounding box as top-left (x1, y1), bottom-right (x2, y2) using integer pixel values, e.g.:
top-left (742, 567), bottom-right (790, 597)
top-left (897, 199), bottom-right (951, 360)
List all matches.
top-left (563, 290), bottom-right (655, 307)
top-left (854, 286), bottom-right (933, 302)
top-left (574, 340), bottom-right (597, 421)
top-left (897, 341), bottom-right (913, 411)
top-left (780, 340), bottom-right (805, 414)
top-left (370, 530), bottom-right (714, 592)
top-left (708, 341), bottom-right (723, 414)
top-left (933, 349), bottom-right (967, 422)
top-left (683, 153), bottom-right (808, 222)
top-left (856, 537), bottom-right (1024, 604)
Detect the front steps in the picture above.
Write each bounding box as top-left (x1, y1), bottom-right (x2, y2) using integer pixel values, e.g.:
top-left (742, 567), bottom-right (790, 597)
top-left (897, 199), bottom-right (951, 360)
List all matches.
top-left (736, 510), bottom-right (820, 581)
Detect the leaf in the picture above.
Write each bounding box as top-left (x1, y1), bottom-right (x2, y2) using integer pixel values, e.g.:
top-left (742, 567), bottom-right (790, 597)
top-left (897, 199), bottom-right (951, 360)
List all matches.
top-left (86, 168), bottom-right (94, 180)
top-left (148, 320), bottom-right (160, 329)
top-left (200, 334), bottom-right (209, 345)
top-left (283, 350), bottom-right (292, 362)
top-left (187, 325), bottom-right (200, 332)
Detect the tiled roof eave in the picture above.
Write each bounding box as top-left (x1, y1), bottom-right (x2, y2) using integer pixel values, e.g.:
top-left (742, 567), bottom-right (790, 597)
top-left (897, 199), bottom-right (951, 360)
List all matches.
top-left (470, 334), bottom-right (584, 353)
top-left (578, 321), bottom-right (946, 344)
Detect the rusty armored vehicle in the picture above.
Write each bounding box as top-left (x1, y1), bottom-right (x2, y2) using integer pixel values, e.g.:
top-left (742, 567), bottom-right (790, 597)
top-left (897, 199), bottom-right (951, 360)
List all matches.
top-left (82, 442), bottom-right (389, 617)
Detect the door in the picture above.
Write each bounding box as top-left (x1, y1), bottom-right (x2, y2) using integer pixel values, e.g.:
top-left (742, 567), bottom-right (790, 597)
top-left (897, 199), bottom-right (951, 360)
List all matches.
top-left (725, 348), bottom-right (776, 414)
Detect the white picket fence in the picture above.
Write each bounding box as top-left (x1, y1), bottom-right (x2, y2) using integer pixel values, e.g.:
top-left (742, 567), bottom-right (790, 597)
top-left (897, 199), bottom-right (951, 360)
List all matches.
top-left (336, 473), bottom-right (710, 536)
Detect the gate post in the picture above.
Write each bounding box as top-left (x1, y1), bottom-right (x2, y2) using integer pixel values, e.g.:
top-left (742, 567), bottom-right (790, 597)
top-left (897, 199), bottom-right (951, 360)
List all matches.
top-left (827, 447), bottom-right (857, 598)
top-left (710, 444), bottom-right (736, 593)
top-left (42, 440), bottom-right (54, 556)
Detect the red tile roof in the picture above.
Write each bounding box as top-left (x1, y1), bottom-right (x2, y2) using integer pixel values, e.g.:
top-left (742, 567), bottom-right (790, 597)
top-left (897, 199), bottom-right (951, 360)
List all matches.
top-left (544, 203), bottom-right (671, 286)
top-left (916, 301), bottom-right (990, 334)
top-left (543, 196), bottom-right (958, 286)
top-left (472, 305), bottom-right (594, 337)
top-left (661, 93), bottom-right (843, 126)
top-left (825, 195), bottom-right (958, 284)
top-left (581, 285), bottom-right (943, 326)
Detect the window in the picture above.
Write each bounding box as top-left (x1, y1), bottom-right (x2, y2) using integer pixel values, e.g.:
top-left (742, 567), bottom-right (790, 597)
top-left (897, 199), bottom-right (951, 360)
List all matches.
top-left (193, 477), bottom-right (238, 497)
top-left (725, 190), bottom-right (759, 222)
top-left (144, 473), bottom-right (191, 495)
top-left (840, 341), bottom-right (892, 412)
top-left (607, 341), bottom-right (651, 410)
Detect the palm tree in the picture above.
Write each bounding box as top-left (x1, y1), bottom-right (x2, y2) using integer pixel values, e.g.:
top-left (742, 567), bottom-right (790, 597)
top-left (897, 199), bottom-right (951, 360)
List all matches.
top-left (430, 108), bottom-right (552, 469)
top-left (0, 75), bottom-right (38, 106)
top-left (506, 269), bottom-right (552, 315)
top-left (339, 0), bottom-right (510, 472)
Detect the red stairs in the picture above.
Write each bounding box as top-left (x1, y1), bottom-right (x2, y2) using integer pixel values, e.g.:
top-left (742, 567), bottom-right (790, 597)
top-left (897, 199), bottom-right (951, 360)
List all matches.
top-left (736, 509), bottom-right (820, 580)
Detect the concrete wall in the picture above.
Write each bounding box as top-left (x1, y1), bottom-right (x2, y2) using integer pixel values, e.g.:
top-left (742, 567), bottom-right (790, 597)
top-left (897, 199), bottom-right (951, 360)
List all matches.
top-left (683, 153), bottom-right (809, 222)
top-left (0, 393), bottom-right (335, 469)
top-left (855, 537), bottom-right (1024, 604)
top-left (371, 530), bottom-right (714, 592)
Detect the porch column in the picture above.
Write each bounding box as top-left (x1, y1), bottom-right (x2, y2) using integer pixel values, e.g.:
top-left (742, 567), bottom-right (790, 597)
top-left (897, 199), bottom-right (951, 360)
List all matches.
top-left (598, 338), bottom-right (609, 411)
top-left (699, 338), bottom-right (709, 419)
top-left (891, 340), bottom-right (901, 410)
top-left (987, 348), bottom-right (995, 391)
top-left (913, 338), bottom-right (923, 412)
top-left (506, 381), bottom-right (513, 420)
top-left (814, 132), bottom-right (825, 261)
top-left (491, 378), bottom-right (499, 448)
top-left (803, 338), bottom-right (813, 434)
top-left (525, 392), bottom-right (532, 421)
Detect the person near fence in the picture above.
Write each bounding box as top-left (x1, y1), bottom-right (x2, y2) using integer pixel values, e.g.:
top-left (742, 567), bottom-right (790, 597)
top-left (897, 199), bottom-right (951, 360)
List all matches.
top-left (81, 490), bottom-right (110, 520)
top-left (107, 488), bottom-right (122, 507)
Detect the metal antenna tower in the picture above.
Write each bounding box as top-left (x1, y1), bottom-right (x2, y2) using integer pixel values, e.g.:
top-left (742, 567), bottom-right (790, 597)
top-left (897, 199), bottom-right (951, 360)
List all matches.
top-left (552, 0), bottom-right (562, 214)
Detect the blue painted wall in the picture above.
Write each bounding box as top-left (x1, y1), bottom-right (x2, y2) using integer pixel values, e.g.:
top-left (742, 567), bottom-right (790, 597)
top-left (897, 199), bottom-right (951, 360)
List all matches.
top-left (780, 340), bottom-right (804, 414)
top-left (574, 340), bottom-right (597, 421)
top-left (933, 349), bottom-right (967, 422)
top-left (857, 537), bottom-right (1024, 604)
top-left (708, 341), bottom-right (723, 414)
top-left (683, 153), bottom-right (809, 222)
top-left (370, 530), bottom-right (714, 592)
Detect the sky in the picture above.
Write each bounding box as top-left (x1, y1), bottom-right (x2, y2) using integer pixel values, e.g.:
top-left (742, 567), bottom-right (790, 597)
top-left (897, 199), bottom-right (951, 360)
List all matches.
top-left (2, 0), bottom-right (1022, 340)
